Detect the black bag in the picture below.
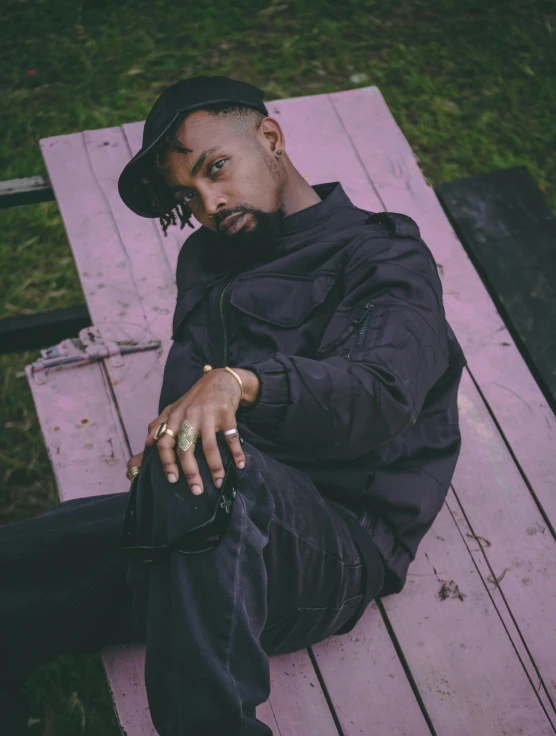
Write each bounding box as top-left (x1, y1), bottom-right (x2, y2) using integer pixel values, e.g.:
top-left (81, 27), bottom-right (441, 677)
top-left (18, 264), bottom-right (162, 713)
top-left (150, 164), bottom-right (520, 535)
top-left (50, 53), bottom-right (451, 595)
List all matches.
top-left (118, 441), bottom-right (238, 565)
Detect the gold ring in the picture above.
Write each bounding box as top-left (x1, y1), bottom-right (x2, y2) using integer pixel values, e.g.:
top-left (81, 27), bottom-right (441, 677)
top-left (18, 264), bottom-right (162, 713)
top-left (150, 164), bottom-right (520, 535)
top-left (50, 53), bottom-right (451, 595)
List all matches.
top-left (178, 420), bottom-right (197, 452)
top-left (163, 427), bottom-right (177, 440)
top-left (126, 466), bottom-right (141, 481)
top-left (154, 422), bottom-right (167, 441)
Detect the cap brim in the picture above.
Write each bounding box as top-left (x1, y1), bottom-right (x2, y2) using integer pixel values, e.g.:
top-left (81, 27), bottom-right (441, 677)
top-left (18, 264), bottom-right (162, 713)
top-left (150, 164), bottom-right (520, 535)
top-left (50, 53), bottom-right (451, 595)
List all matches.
top-left (118, 111), bottom-right (183, 218)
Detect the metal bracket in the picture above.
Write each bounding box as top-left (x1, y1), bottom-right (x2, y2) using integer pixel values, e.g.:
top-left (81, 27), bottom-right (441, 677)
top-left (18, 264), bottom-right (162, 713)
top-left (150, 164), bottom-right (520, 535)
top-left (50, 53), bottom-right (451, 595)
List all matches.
top-left (31, 325), bottom-right (161, 384)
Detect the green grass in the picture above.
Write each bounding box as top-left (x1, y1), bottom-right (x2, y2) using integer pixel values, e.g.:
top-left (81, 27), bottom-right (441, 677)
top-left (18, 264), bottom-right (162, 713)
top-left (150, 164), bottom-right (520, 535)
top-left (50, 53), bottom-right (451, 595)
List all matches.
top-left (1, 0), bottom-right (555, 732)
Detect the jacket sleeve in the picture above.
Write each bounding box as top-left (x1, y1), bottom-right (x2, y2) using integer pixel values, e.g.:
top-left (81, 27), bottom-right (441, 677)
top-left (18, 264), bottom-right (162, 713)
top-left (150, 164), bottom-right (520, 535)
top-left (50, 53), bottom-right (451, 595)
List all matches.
top-left (237, 232), bottom-right (451, 460)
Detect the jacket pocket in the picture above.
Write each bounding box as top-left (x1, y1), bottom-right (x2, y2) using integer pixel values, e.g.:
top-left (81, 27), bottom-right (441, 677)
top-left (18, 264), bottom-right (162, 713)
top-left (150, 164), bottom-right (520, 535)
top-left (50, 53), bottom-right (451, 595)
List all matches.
top-left (229, 271), bottom-right (338, 328)
top-left (317, 300), bottom-right (376, 360)
top-left (171, 285), bottom-right (207, 341)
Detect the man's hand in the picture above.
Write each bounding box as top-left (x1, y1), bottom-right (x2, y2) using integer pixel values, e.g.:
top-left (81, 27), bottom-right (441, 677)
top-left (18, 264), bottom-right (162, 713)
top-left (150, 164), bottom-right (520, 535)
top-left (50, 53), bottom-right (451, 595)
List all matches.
top-left (145, 368), bottom-right (259, 495)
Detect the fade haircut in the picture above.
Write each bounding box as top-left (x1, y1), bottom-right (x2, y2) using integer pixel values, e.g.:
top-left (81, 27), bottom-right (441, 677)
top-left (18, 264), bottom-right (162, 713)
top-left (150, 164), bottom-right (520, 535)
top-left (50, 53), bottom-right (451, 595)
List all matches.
top-left (149, 102), bottom-right (266, 236)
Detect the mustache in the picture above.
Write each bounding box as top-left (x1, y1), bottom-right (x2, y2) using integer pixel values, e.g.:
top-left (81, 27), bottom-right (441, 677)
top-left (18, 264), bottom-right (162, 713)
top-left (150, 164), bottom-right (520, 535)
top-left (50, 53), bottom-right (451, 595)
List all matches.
top-left (215, 207), bottom-right (249, 228)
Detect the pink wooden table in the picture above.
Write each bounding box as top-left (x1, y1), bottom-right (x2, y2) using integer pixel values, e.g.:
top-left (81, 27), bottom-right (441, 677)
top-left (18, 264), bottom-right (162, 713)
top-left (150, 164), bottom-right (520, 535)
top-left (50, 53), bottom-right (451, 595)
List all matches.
top-left (25, 86), bottom-right (556, 735)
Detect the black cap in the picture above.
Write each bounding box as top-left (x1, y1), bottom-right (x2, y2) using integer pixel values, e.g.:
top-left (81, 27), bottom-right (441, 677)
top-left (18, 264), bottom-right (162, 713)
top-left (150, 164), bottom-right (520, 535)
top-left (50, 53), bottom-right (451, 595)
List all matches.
top-left (118, 76), bottom-right (268, 218)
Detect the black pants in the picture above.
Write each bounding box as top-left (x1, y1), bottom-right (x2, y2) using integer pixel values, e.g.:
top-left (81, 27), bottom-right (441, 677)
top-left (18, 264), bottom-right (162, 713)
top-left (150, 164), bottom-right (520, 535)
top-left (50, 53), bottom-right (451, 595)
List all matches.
top-left (0, 440), bottom-right (385, 735)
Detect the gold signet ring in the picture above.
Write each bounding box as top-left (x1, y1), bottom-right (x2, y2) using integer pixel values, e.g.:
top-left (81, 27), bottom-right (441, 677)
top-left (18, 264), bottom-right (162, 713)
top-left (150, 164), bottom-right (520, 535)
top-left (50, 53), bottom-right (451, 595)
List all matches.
top-left (154, 422), bottom-right (167, 441)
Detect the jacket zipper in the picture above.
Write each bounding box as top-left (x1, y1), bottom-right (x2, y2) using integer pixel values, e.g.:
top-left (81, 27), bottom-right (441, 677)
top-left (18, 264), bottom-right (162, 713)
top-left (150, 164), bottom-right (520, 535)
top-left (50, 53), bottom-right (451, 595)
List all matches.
top-left (219, 280), bottom-right (233, 367)
top-left (345, 301), bottom-right (374, 359)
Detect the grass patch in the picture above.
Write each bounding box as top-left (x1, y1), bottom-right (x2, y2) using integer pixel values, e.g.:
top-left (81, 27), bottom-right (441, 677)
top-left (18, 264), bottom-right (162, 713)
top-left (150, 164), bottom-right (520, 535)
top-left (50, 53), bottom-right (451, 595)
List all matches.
top-left (1, 0), bottom-right (554, 732)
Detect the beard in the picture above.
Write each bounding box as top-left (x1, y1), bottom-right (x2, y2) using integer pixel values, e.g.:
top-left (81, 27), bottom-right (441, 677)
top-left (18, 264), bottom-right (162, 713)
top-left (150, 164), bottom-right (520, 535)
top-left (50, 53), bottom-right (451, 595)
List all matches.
top-left (216, 205), bottom-right (287, 266)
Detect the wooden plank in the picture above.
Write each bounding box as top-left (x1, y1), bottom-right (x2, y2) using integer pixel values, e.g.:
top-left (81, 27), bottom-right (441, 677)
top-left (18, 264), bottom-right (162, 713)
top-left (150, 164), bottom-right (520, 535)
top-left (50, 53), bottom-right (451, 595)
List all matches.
top-left (312, 602), bottom-right (430, 736)
top-left (122, 121), bottom-right (197, 276)
top-left (40, 132), bottom-right (165, 454)
top-left (24, 357), bottom-right (295, 735)
top-left (85, 123), bottom-right (341, 735)
top-left (41, 124), bottom-right (340, 734)
top-left (102, 645), bottom-right (335, 736)
top-left (83, 127), bottom-right (177, 365)
top-left (328, 84), bottom-right (556, 712)
top-left (269, 92), bottom-right (431, 735)
top-left (436, 167), bottom-right (556, 413)
top-left (266, 652), bottom-right (341, 736)
top-left (0, 305), bottom-right (90, 355)
top-left (451, 372), bottom-right (556, 712)
top-left (102, 645), bottom-right (157, 736)
top-left (328, 86), bottom-right (556, 535)
top-left (316, 500), bottom-right (554, 734)
top-left (24, 362), bottom-right (128, 503)
top-left (446, 494), bottom-right (556, 720)
top-left (0, 175), bottom-right (54, 208)
top-left (25, 358), bottom-right (162, 734)
top-left (267, 91), bottom-right (556, 733)
top-left (388, 505), bottom-right (554, 735)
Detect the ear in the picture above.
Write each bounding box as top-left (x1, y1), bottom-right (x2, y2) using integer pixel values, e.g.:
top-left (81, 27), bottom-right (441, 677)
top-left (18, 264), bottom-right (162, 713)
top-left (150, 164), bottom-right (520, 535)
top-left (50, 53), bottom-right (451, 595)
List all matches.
top-left (260, 117), bottom-right (284, 156)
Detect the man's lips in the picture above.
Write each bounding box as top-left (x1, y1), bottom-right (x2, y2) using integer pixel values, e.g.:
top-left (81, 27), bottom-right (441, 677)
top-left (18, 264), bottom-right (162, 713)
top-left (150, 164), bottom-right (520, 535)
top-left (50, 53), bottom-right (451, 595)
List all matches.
top-left (219, 212), bottom-right (246, 235)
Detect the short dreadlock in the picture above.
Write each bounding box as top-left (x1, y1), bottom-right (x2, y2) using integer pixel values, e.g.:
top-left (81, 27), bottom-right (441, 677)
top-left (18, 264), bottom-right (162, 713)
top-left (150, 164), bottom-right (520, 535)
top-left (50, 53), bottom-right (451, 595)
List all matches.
top-left (150, 102), bottom-right (265, 236)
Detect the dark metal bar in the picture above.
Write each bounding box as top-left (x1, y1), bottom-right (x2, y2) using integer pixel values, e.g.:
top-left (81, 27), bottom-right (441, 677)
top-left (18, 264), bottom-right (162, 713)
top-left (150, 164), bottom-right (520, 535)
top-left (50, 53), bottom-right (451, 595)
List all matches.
top-left (435, 166), bottom-right (556, 415)
top-left (0, 305), bottom-right (91, 355)
top-left (0, 176), bottom-right (55, 208)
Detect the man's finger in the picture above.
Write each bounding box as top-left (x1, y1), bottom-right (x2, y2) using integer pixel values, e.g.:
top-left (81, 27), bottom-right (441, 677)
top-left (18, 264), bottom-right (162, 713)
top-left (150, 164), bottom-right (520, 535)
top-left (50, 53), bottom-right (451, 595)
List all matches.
top-left (126, 451), bottom-right (144, 472)
top-left (156, 430), bottom-right (181, 484)
top-left (222, 425), bottom-right (246, 470)
top-left (178, 437), bottom-right (203, 495)
top-left (145, 411), bottom-right (170, 447)
top-left (200, 425), bottom-right (226, 489)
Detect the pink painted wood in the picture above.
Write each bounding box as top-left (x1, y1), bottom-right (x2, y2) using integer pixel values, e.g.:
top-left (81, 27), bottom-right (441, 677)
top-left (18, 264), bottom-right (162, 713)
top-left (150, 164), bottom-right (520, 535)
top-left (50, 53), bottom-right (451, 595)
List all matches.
top-left (450, 372), bottom-right (556, 714)
top-left (102, 645), bottom-right (157, 736)
top-left (24, 361), bottom-right (129, 502)
top-left (39, 123), bottom-right (342, 734)
top-left (34, 86), bottom-right (556, 734)
top-left (272, 92), bottom-right (556, 734)
top-left (123, 100), bottom-right (429, 735)
top-left (25, 363), bottom-right (331, 735)
top-left (84, 127), bottom-right (177, 359)
top-left (90, 119), bottom-right (341, 736)
top-left (124, 106), bottom-right (429, 736)
top-left (40, 133), bottom-right (165, 454)
top-left (122, 121), bottom-right (201, 276)
top-left (269, 93), bottom-right (430, 735)
top-left (325, 86), bottom-right (556, 722)
top-left (24, 360), bottom-right (160, 734)
top-left (379, 505), bottom-right (554, 735)
top-left (328, 86), bottom-right (556, 531)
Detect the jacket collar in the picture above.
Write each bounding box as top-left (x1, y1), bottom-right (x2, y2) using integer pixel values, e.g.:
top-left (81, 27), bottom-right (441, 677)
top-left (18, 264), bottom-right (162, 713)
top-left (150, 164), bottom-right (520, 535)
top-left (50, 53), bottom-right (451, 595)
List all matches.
top-left (279, 181), bottom-right (352, 236)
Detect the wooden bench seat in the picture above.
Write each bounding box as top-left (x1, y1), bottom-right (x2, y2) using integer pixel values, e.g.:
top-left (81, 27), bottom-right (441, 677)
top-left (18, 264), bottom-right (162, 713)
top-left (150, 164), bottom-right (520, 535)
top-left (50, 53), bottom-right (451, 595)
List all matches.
top-left (436, 166), bottom-right (556, 414)
top-left (25, 85), bottom-right (556, 735)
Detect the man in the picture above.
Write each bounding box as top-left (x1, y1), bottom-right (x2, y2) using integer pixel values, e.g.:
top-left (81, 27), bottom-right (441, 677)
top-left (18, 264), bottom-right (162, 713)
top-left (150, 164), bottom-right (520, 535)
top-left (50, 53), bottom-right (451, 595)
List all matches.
top-left (0, 76), bottom-right (467, 735)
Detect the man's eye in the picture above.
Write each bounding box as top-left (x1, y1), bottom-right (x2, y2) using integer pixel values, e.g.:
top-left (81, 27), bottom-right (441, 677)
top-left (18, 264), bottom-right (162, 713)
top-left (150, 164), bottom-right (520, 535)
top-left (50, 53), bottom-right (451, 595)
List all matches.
top-left (210, 159), bottom-right (225, 175)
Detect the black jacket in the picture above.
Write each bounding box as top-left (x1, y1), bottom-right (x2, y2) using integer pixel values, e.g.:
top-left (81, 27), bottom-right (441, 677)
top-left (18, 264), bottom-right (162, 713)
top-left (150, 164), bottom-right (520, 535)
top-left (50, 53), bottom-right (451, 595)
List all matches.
top-left (158, 182), bottom-right (467, 602)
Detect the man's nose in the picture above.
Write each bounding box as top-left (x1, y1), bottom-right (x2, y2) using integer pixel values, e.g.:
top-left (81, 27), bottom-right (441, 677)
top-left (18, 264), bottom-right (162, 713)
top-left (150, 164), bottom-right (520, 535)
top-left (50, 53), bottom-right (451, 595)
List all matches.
top-left (204, 193), bottom-right (228, 220)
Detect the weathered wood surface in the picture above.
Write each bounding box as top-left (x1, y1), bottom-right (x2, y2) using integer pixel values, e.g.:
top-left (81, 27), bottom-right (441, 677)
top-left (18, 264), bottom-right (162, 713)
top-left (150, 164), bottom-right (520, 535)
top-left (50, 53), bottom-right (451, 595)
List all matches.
top-left (39, 124), bottom-right (341, 735)
top-left (275, 91), bottom-right (556, 734)
top-left (123, 96), bottom-right (434, 735)
top-left (436, 166), bottom-right (556, 413)
top-left (328, 86), bottom-right (556, 534)
top-left (25, 356), bottom-right (159, 735)
top-left (32, 85), bottom-right (556, 734)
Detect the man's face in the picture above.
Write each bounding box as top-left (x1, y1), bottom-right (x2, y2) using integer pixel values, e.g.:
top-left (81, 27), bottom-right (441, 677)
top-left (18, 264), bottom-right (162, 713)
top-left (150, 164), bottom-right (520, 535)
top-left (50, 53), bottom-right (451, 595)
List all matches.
top-left (157, 110), bottom-right (286, 247)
